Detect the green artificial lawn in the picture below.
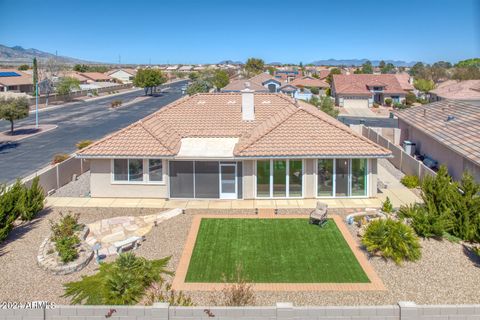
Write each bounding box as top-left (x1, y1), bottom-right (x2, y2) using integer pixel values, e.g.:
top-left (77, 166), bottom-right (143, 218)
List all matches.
top-left (185, 218), bottom-right (369, 283)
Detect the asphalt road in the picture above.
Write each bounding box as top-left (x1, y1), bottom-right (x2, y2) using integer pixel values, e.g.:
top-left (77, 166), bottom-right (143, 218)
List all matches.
top-left (0, 80), bottom-right (188, 184)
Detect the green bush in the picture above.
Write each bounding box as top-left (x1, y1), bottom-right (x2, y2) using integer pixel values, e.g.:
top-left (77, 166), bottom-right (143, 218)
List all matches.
top-left (398, 203), bottom-right (447, 238)
top-left (76, 140), bottom-right (93, 150)
top-left (51, 212), bottom-right (81, 263)
top-left (362, 219), bottom-right (421, 265)
top-left (400, 175), bottom-right (420, 188)
top-left (381, 196), bottom-right (393, 213)
top-left (384, 98), bottom-right (392, 106)
top-left (63, 253), bottom-right (172, 305)
top-left (405, 92), bottom-right (417, 105)
top-left (309, 87), bottom-right (320, 95)
top-left (52, 153), bottom-right (70, 164)
top-left (393, 102), bottom-right (409, 109)
top-left (18, 177), bottom-right (45, 221)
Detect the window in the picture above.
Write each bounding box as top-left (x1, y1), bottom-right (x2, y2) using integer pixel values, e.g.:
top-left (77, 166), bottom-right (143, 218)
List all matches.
top-left (148, 159), bottom-right (163, 182)
top-left (256, 160), bottom-right (303, 198)
top-left (317, 159), bottom-right (333, 196)
top-left (351, 159), bottom-right (367, 196)
top-left (289, 160), bottom-right (303, 197)
top-left (256, 160), bottom-right (270, 197)
top-left (113, 159), bottom-right (128, 181)
top-left (113, 159), bottom-right (143, 182)
top-left (128, 159), bottom-right (143, 181)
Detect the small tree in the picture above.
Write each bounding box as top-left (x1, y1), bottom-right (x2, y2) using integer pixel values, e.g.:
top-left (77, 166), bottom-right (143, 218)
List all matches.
top-left (414, 78), bottom-right (435, 95)
top-left (405, 92), bottom-right (417, 105)
top-left (308, 96), bottom-right (339, 118)
top-left (32, 57), bottom-right (38, 95)
top-left (212, 70), bottom-right (230, 91)
top-left (0, 96), bottom-right (29, 133)
top-left (133, 69), bottom-right (167, 95)
top-left (326, 68), bottom-right (341, 84)
top-left (56, 77), bottom-right (81, 97)
top-left (18, 64), bottom-right (29, 71)
top-left (244, 58), bottom-right (265, 76)
top-left (18, 176), bottom-right (45, 221)
top-left (186, 80), bottom-right (212, 95)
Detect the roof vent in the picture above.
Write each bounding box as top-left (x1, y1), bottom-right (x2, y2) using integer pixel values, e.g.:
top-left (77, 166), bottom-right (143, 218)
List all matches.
top-left (197, 100), bottom-right (206, 105)
top-left (423, 109), bottom-right (427, 117)
top-left (446, 115), bottom-right (455, 122)
top-left (227, 100), bottom-right (236, 104)
top-left (244, 81), bottom-right (251, 89)
top-left (261, 100), bottom-right (271, 104)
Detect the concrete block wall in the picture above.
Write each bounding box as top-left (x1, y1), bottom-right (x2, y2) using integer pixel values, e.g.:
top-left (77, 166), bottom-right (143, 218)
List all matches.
top-left (1, 302), bottom-right (479, 320)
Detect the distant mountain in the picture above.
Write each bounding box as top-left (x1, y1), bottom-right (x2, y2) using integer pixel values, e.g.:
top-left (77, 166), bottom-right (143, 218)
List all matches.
top-left (309, 59), bottom-right (418, 67)
top-left (217, 60), bottom-right (244, 65)
top-left (0, 44), bottom-right (99, 65)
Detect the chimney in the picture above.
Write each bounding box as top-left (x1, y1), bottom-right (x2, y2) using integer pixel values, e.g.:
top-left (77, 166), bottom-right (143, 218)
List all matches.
top-left (241, 84), bottom-right (255, 121)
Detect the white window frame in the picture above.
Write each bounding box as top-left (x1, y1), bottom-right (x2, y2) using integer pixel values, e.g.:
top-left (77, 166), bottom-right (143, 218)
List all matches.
top-left (111, 159), bottom-right (167, 185)
top-left (254, 159), bottom-right (304, 199)
top-left (315, 158), bottom-right (369, 198)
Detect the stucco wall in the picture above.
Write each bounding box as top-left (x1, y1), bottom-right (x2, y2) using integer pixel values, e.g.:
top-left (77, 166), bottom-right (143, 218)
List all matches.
top-left (304, 159), bottom-right (316, 198)
top-left (369, 158), bottom-right (378, 197)
top-left (90, 159), bottom-right (169, 198)
top-left (398, 119), bottom-right (479, 181)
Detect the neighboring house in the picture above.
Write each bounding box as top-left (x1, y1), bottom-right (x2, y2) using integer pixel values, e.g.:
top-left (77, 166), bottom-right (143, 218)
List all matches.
top-left (106, 68), bottom-right (137, 83)
top-left (396, 100), bottom-right (480, 182)
top-left (222, 73), bottom-right (282, 93)
top-left (394, 73), bottom-right (414, 92)
top-left (332, 74), bottom-right (408, 108)
top-left (0, 69), bottom-right (33, 93)
top-left (429, 80), bottom-right (480, 106)
top-left (289, 76), bottom-right (329, 94)
top-left (178, 65), bottom-right (193, 72)
top-left (274, 69), bottom-right (302, 82)
top-left (76, 92), bottom-right (390, 199)
top-left (79, 72), bottom-right (113, 83)
top-left (165, 65), bottom-right (179, 72)
top-left (62, 72), bottom-right (89, 84)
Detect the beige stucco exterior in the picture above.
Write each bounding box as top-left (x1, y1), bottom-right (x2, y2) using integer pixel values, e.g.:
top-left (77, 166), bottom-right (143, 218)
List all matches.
top-left (398, 119), bottom-right (480, 182)
top-left (89, 158), bottom-right (379, 199)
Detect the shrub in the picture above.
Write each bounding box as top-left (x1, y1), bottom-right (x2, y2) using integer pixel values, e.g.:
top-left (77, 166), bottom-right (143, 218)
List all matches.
top-left (110, 100), bottom-right (122, 108)
top-left (400, 175), bottom-right (420, 188)
top-left (372, 102), bottom-right (380, 108)
top-left (381, 196), bottom-right (393, 213)
top-left (405, 92), bottom-right (417, 105)
top-left (143, 280), bottom-right (194, 306)
top-left (18, 176), bottom-right (45, 221)
top-left (0, 180), bottom-right (25, 241)
top-left (324, 87), bottom-right (331, 96)
top-left (361, 219), bottom-right (421, 265)
top-left (51, 212), bottom-right (81, 264)
top-left (76, 140), bottom-right (93, 150)
top-left (309, 87), bottom-right (320, 95)
top-left (63, 253), bottom-right (172, 305)
top-left (52, 153), bottom-right (69, 164)
top-left (393, 102), bottom-right (409, 109)
top-left (210, 265), bottom-right (255, 306)
top-left (398, 203), bottom-right (447, 238)
top-left (384, 98), bottom-right (392, 106)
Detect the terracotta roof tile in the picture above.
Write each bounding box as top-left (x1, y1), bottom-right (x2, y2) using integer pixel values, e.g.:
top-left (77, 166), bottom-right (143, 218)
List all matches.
top-left (78, 92), bottom-right (390, 158)
top-left (333, 74), bottom-right (406, 95)
top-left (288, 76), bottom-right (329, 88)
top-left (430, 80), bottom-right (480, 100)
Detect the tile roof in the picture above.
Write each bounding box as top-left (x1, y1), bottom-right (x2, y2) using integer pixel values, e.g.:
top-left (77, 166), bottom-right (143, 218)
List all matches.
top-left (430, 80), bottom-right (480, 100)
top-left (79, 72), bottom-right (112, 81)
top-left (333, 74), bottom-right (406, 95)
top-left (77, 92), bottom-right (390, 158)
top-left (0, 69), bottom-right (32, 86)
top-left (395, 100), bottom-right (480, 165)
top-left (394, 73), bottom-right (414, 91)
top-left (288, 76), bottom-right (329, 88)
top-left (222, 73), bottom-right (279, 92)
top-left (106, 68), bottom-right (137, 76)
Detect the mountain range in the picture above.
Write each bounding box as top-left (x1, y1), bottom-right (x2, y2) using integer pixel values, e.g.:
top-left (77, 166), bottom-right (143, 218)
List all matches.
top-left (0, 44), bottom-right (96, 65)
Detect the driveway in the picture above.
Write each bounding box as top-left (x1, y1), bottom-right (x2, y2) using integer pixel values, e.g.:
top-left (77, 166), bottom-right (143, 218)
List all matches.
top-left (341, 106), bottom-right (378, 117)
top-left (0, 80), bottom-right (188, 184)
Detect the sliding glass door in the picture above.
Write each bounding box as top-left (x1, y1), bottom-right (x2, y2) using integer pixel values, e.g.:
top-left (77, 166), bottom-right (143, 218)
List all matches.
top-left (317, 159), bottom-right (368, 197)
top-left (256, 159), bottom-right (303, 198)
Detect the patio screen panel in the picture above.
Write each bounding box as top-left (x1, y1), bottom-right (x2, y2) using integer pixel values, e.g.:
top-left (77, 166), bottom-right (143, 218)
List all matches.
top-left (194, 161), bottom-right (219, 198)
top-left (169, 161), bottom-right (194, 198)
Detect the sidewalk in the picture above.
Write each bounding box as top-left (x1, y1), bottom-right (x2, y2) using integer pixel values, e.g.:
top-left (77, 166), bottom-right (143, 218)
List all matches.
top-left (46, 197), bottom-right (385, 210)
top-left (377, 164), bottom-right (422, 207)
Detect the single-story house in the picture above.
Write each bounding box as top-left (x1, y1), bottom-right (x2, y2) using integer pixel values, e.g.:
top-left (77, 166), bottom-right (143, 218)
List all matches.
top-left (106, 68), bottom-right (137, 84)
top-left (222, 73), bottom-right (282, 93)
top-left (394, 73), bottom-right (414, 92)
top-left (331, 74), bottom-right (408, 108)
top-left (79, 72), bottom-right (113, 83)
top-left (274, 69), bottom-right (302, 82)
top-left (429, 80), bottom-right (480, 106)
top-left (0, 69), bottom-right (33, 93)
top-left (178, 65), bottom-right (194, 72)
top-left (396, 100), bottom-right (480, 182)
top-left (76, 91), bottom-right (391, 199)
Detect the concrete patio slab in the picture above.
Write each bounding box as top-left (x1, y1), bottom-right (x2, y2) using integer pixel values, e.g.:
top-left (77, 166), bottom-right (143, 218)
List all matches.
top-left (136, 198), bottom-right (166, 208)
top-left (110, 198), bottom-right (142, 207)
top-left (208, 200), bottom-right (232, 209)
top-left (186, 200), bottom-right (209, 209)
top-left (164, 200), bottom-right (189, 209)
top-left (231, 200), bottom-right (255, 209)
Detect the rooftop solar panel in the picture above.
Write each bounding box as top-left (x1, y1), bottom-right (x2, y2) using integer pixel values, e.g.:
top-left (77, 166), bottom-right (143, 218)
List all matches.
top-left (0, 72), bottom-right (21, 77)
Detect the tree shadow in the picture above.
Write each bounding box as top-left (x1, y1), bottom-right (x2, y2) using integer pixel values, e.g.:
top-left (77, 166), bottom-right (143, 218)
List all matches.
top-left (0, 141), bottom-right (20, 153)
top-left (0, 207), bottom-right (53, 255)
top-left (462, 244), bottom-right (480, 268)
top-left (4, 128), bottom-right (40, 136)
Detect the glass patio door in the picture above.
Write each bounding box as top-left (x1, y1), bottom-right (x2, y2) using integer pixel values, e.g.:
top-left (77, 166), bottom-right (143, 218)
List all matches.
top-left (219, 163), bottom-right (237, 199)
top-left (335, 159), bottom-right (349, 197)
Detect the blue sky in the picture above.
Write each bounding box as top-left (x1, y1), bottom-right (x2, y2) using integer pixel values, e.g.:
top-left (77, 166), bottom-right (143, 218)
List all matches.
top-left (0, 0), bottom-right (479, 64)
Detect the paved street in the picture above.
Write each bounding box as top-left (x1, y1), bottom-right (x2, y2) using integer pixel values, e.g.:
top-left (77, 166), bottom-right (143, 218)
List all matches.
top-left (0, 80), bottom-right (188, 184)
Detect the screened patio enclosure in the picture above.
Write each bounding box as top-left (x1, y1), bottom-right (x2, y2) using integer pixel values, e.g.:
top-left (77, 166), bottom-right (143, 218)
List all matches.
top-left (169, 161), bottom-right (243, 199)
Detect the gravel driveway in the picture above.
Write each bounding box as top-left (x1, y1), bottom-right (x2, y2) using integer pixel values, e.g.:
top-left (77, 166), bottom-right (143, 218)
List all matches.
top-left (0, 207), bottom-right (479, 306)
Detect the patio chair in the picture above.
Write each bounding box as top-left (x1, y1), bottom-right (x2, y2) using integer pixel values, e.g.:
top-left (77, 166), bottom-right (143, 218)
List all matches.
top-left (309, 201), bottom-right (328, 226)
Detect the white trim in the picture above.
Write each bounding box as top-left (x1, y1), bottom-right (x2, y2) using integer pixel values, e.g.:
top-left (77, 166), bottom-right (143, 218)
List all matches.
top-left (219, 163), bottom-right (237, 199)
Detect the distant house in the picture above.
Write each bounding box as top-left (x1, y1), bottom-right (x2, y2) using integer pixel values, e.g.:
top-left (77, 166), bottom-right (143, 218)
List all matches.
top-left (0, 69), bottom-right (33, 93)
top-left (429, 80), bottom-right (480, 106)
top-left (274, 69), bottom-right (303, 82)
top-left (222, 73), bottom-right (281, 93)
top-left (394, 73), bottom-right (415, 92)
top-left (396, 100), bottom-right (480, 182)
top-left (331, 74), bottom-right (408, 108)
top-left (79, 72), bottom-right (113, 83)
top-left (178, 65), bottom-right (193, 72)
top-left (106, 68), bottom-right (137, 83)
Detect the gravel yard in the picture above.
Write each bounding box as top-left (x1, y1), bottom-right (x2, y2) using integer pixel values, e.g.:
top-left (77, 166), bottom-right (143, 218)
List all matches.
top-left (53, 172), bottom-right (90, 197)
top-left (0, 207), bottom-right (479, 306)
